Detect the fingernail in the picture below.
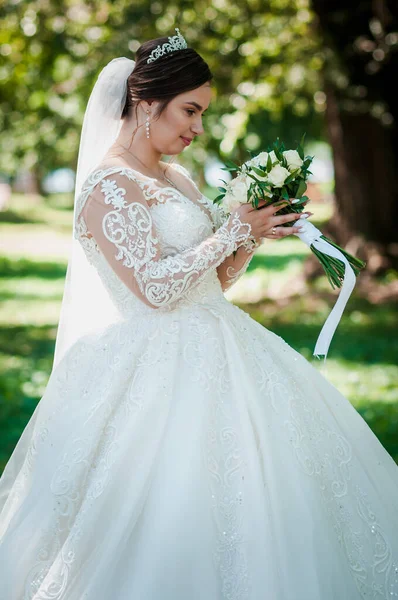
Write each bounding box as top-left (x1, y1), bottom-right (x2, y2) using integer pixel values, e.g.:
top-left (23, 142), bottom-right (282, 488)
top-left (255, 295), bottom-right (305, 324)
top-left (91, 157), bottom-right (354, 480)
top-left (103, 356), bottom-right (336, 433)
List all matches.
top-left (299, 213), bottom-right (309, 219)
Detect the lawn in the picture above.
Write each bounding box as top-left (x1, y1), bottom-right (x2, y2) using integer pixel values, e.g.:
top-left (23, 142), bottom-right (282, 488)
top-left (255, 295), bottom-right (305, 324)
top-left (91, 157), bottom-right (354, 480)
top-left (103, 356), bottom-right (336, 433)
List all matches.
top-left (0, 191), bottom-right (397, 472)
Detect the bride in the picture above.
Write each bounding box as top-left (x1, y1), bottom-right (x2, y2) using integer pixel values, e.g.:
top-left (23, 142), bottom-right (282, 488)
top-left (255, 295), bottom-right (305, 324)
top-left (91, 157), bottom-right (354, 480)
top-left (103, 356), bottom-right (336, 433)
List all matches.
top-left (1, 28), bottom-right (398, 600)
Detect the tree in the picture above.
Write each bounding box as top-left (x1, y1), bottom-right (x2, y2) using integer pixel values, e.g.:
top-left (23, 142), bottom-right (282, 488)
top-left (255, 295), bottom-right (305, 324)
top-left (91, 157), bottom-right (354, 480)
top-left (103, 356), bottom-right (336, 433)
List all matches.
top-left (0, 0), bottom-right (326, 192)
top-left (310, 0), bottom-right (398, 273)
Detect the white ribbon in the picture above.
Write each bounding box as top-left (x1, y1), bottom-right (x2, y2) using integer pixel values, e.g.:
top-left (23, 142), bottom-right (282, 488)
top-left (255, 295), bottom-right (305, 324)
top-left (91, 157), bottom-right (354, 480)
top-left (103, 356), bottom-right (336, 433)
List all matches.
top-left (294, 218), bottom-right (356, 362)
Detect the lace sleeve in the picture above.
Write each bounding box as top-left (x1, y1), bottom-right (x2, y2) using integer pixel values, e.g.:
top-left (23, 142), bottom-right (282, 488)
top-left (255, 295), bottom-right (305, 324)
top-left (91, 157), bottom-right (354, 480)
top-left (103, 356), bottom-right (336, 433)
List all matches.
top-left (79, 172), bottom-right (253, 309)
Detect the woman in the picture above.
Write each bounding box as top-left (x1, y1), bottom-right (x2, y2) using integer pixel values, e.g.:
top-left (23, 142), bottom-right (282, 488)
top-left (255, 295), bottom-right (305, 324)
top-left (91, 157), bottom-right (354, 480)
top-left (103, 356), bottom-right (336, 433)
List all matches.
top-left (1, 29), bottom-right (398, 600)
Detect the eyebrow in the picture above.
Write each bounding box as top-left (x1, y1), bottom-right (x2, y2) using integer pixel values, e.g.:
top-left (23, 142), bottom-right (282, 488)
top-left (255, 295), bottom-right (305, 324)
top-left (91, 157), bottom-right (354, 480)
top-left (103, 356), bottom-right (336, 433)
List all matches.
top-left (185, 101), bottom-right (208, 113)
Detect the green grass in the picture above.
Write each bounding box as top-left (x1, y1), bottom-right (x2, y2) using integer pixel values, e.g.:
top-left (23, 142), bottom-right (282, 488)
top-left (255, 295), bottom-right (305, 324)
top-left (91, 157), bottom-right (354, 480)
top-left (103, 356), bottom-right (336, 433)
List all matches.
top-left (0, 191), bottom-right (397, 472)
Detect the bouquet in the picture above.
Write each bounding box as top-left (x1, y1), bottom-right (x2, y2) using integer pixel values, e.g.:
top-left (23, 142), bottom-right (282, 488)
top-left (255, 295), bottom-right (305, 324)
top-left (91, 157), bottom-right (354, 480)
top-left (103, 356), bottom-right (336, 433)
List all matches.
top-left (214, 136), bottom-right (366, 361)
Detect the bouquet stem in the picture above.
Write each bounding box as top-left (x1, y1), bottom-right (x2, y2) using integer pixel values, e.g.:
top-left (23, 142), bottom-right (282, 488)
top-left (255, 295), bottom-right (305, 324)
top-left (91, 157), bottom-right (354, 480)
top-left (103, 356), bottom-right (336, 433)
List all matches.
top-left (310, 234), bottom-right (366, 290)
top-left (295, 219), bottom-right (366, 360)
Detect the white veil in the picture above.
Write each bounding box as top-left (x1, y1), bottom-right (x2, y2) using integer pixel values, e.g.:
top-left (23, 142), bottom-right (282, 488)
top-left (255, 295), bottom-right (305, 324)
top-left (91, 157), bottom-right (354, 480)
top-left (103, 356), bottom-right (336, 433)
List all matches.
top-left (52, 57), bottom-right (136, 370)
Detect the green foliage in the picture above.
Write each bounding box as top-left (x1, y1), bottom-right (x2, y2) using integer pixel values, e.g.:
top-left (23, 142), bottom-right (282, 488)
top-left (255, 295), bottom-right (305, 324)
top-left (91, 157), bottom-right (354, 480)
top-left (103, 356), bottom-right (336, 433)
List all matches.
top-left (0, 0), bottom-right (326, 181)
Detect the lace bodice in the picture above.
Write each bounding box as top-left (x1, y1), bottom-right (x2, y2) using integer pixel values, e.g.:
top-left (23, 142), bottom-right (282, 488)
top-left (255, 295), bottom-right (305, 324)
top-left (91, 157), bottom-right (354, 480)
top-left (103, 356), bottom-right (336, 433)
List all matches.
top-left (74, 163), bottom-right (253, 317)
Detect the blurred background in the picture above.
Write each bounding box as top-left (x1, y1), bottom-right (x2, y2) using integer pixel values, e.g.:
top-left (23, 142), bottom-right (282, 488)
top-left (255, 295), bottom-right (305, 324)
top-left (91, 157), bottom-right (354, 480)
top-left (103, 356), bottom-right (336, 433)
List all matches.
top-left (0, 0), bottom-right (397, 472)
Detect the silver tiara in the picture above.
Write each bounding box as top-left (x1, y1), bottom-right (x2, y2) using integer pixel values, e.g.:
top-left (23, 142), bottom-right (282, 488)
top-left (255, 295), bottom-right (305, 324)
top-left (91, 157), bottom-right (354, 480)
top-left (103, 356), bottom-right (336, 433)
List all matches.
top-left (147, 28), bottom-right (188, 64)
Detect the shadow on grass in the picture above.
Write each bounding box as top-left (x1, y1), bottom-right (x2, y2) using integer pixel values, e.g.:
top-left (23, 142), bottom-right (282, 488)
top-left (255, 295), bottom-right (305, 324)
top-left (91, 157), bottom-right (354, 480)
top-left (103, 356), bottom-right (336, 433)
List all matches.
top-left (0, 209), bottom-right (44, 225)
top-left (0, 324), bottom-right (57, 358)
top-left (238, 294), bottom-right (398, 366)
top-left (0, 324), bottom-right (56, 472)
top-left (0, 256), bottom-right (67, 279)
top-left (260, 321), bottom-right (397, 365)
top-left (356, 402), bottom-right (398, 463)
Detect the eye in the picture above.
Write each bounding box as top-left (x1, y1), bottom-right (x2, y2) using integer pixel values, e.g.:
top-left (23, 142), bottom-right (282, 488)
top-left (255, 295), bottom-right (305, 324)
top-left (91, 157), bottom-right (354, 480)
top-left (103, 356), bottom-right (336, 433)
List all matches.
top-left (185, 109), bottom-right (196, 116)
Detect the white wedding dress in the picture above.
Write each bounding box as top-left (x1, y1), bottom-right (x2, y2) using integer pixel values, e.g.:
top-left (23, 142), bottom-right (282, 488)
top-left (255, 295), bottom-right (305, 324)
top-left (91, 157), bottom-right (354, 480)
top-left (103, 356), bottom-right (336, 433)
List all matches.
top-left (1, 163), bottom-right (398, 600)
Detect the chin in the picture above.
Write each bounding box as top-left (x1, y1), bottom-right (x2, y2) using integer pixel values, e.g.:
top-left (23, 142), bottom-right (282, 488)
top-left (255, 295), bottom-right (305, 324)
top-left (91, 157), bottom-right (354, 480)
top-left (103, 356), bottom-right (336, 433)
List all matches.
top-left (156, 144), bottom-right (181, 156)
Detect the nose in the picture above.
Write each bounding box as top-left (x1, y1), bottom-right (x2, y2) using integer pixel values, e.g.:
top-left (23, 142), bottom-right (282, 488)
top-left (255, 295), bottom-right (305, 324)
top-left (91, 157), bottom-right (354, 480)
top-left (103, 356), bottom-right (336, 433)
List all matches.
top-left (191, 115), bottom-right (204, 136)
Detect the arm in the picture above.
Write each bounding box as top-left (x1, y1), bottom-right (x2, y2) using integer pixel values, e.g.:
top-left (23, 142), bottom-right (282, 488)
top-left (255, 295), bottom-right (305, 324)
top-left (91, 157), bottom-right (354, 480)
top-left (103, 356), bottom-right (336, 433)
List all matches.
top-left (208, 198), bottom-right (260, 292)
top-left (169, 162), bottom-right (261, 288)
top-left (79, 171), bottom-right (253, 309)
top-left (216, 243), bottom-right (257, 292)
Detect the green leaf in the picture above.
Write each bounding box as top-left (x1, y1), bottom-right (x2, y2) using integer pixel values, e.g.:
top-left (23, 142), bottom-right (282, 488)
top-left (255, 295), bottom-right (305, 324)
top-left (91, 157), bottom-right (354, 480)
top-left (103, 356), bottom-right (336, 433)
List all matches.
top-left (251, 166), bottom-right (268, 177)
top-left (217, 186), bottom-right (227, 193)
top-left (273, 142), bottom-right (283, 161)
top-left (297, 144), bottom-right (304, 160)
top-left (284, 172), bottom-right (297, 184)
top-left (225, 159), bottom-right (240, 169)
top-left (296, 179), bottom-right (307, 196)
top-left (303, 156), bottom-right (314, 168)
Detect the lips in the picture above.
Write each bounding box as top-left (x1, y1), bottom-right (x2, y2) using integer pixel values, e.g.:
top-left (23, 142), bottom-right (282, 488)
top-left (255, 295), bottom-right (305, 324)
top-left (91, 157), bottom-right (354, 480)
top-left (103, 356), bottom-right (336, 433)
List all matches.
top-left (181, 136), bottom-right (192, 146)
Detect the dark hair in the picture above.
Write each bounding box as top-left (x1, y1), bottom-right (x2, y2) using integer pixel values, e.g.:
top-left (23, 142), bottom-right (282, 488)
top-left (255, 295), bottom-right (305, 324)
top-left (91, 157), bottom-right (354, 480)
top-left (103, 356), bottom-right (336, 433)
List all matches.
top-left (122, 36), bottom-right (213, 121)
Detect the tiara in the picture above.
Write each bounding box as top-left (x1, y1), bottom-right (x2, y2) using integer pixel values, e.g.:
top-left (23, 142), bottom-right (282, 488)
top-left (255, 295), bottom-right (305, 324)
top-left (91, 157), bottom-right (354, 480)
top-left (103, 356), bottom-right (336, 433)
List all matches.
top-left (147, 28), bottom-right (188, 64)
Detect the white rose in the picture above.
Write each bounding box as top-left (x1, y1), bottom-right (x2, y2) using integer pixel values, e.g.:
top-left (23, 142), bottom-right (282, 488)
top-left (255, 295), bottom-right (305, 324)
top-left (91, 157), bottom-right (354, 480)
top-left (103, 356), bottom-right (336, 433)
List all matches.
top-left (222, 175), bottom-right (250, 212)
top-left (244, 151), bottom-right (270, 169)
top-left (267, 164), bottom-right (290, 188)
top-left (269, 150), bottom-right (278, 163)
top-left (253, 151), bottom-right (269, 167)
top-left (223, 192), bottom-right (242, 213)
top-left (283, 149), bottom-right (303, 171)
top-left (228, 176), bottom-right (250, 200)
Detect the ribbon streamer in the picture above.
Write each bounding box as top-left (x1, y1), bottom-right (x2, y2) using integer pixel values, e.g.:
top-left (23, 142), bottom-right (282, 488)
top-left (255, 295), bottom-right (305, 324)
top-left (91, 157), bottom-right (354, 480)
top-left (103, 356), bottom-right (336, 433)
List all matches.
top-left (295, 219), bottom-right (356, 362)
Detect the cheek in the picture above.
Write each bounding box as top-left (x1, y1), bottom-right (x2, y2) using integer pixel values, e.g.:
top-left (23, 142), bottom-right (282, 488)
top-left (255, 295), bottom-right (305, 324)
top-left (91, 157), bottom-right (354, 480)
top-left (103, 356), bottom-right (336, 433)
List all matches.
top-left (167, 112), bottom-right (187, 132)
top-left (155, 112), bottom-right (187, 144)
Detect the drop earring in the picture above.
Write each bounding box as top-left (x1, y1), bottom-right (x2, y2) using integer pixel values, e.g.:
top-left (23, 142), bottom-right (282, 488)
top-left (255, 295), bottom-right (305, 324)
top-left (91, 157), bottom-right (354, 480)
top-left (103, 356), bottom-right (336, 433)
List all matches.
top-left (145, 110), bottom-right (150, 139)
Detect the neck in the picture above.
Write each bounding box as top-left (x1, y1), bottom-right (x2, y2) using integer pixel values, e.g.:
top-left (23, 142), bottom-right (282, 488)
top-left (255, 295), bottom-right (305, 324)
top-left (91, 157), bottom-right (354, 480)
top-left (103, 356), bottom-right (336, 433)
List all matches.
top-left (111, 111), bottom-right (163, 174)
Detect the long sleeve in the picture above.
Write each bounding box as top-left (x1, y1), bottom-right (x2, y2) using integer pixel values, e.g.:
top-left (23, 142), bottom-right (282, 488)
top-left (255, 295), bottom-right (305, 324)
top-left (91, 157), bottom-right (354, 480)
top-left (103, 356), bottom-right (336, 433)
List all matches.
top-left (170, 162), bottom-right (260, 291)
top-left (78, 171), bottom-right (253, 309)
top-left (216, 244), bottom-right (256, 292)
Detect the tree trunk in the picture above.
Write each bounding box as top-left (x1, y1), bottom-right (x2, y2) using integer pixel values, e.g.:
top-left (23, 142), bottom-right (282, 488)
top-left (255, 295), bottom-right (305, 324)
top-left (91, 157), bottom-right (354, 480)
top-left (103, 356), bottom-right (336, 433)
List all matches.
top-left (310, 0), bottom-right (398, 274)
top-left (324, 83), bottom-right (398, 273)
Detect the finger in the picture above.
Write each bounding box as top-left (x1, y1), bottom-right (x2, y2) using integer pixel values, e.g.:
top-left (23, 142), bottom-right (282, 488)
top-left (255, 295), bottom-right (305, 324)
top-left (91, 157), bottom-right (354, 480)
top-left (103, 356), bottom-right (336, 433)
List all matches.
top-left (265, 201), bottom-right (290, 214)
top-left (272, 213), bottom-right (302, 226)
top-left (254, 198), bottom-right (269, 209)
top-left (263, 222), bottom-right (304, 238)
top-left (283, 225), bottom-right (304, 235)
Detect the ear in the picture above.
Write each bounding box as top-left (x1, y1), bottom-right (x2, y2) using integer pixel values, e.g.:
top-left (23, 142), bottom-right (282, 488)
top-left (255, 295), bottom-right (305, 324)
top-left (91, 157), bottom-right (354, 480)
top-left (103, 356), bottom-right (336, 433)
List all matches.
top-left (140, 99), bottom-right (156, 114)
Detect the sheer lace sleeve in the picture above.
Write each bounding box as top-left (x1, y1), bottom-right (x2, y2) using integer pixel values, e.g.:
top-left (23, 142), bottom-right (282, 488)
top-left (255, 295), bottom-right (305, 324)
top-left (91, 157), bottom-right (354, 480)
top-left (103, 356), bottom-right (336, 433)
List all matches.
top-left (165, 164), bottom-right (261, 290)
top-left (78, 172), bottom-right (253, 309)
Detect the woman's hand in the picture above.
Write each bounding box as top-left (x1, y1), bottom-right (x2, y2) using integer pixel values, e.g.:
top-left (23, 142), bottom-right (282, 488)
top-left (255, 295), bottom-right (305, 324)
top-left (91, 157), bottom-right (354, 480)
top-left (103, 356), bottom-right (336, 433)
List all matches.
top-left (232, 199), bottom-right (313, 241)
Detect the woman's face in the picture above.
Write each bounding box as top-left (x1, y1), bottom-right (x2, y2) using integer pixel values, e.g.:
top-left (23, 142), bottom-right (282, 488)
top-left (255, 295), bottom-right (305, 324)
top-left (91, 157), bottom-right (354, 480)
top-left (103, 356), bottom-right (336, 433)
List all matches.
top-left (148, 82), bottom-right (212, 155)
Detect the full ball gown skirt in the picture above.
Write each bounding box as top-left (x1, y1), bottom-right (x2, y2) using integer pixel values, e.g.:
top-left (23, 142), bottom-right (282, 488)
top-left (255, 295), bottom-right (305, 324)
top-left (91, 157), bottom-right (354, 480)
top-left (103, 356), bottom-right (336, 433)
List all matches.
top-left (1, 165), bottom-right (398, 600)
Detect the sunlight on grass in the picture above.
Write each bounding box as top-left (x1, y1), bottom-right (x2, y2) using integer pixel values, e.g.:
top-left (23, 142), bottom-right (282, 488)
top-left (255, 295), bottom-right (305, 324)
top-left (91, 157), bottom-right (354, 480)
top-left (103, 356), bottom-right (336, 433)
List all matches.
top-left (226, 235), bottom-right (312, 302)
top-left (0, 267), bottom-right (65, 325)
top-left (0, 224), bottom-right (71, 260)
top-left (0, 276), bottom-right (65, 299)
top-left (0, 298), bottom-right (62, 326)
top-left (0, 192), bottom-right (73, 229)
top-left (320, 361), bottom-right (398, 406)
